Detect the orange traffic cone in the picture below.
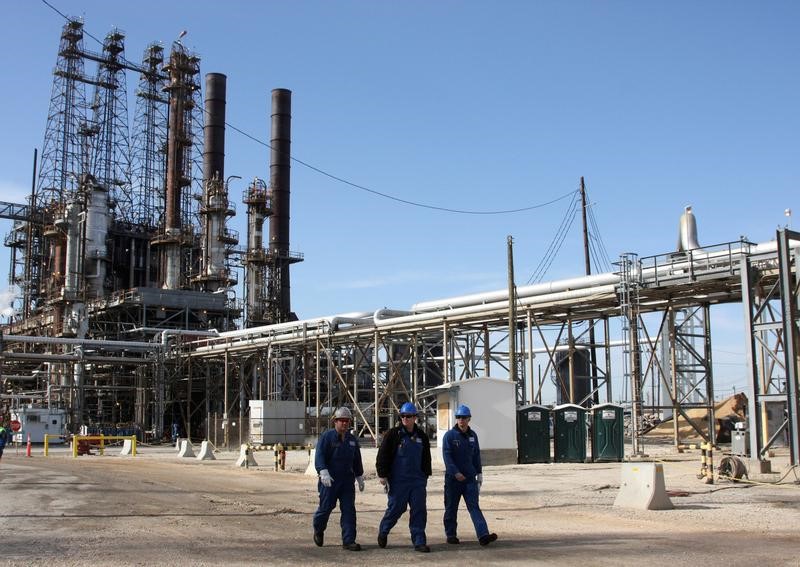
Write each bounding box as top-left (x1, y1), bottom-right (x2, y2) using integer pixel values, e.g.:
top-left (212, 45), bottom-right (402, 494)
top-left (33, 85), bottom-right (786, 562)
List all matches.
top-left (26, 432), bottom-right (32, 457)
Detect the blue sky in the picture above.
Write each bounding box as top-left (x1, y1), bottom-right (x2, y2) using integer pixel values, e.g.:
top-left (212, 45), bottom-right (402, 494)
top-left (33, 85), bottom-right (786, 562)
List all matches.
top-left (0, 1), bottom-right (797, 399)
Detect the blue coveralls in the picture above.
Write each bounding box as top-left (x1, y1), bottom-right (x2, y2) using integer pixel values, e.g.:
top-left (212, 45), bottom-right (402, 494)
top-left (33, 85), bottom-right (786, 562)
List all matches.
top-left (312, 428), bottom-right (364, 545)
top-left (0, 426), bottom-right (9, 459)
top-left (379, 427), bottom-right (428, 546)
top-left (442, 424), bottom-right (489, 539)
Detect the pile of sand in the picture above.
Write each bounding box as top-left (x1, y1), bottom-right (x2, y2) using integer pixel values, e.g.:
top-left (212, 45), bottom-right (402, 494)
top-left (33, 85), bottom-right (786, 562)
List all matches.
top-left (645, 392), bottom-right (747, 440)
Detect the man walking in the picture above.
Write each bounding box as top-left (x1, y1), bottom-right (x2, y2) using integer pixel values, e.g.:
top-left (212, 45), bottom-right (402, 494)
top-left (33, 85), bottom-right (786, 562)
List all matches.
top-left (441, 404), bottom-right (497, 546)
top-left (312, 407), bottom-right (365, 551)
top-left (376, 402), bottom-right (432, 553)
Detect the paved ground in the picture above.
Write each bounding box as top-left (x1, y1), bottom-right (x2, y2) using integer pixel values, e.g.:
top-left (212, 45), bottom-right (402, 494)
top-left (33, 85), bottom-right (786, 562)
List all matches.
top-left (1, 440), bottom-right (799, 566)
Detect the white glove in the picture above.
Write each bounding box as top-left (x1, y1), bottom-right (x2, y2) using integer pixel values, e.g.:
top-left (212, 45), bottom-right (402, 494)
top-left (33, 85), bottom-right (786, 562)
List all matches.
top-left (477, 473), bottom-right (483, 492)
top-left (379, 477), bottom-right (389, 493)
top-left (356, 476), bottom-right (365, 492)
top-left (319, 469), bottom-right (333, 487)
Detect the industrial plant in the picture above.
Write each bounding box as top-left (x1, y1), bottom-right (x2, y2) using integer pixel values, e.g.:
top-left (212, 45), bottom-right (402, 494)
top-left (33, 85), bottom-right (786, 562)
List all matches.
top-left (1, 19), bottom-right (798, 474)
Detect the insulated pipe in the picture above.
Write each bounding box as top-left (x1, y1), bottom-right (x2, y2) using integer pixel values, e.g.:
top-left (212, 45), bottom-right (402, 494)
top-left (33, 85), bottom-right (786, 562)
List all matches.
top-left (413, 239), bottom-right (789, 313)
top-left (412, 273), bottom-right (619, 313)
top-left (377, 285), bottom-right (618, 328)
top-left (203, 73), bottom-right (226, 183)
top-left (192, 287), bottom-right (617, 356)
top-left (373, 309), bottom-right (413, 325)
top-left (3, 335), bottom-right (156, 349)
top-left (213, 311), bottom-right (372, 340)
top-left (4, 352), bottom-right (151, 364)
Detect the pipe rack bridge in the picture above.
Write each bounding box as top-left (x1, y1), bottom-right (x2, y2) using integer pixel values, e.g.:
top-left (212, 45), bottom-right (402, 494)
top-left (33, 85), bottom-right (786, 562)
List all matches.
top-left (189, 238), bottom-right (787, 356)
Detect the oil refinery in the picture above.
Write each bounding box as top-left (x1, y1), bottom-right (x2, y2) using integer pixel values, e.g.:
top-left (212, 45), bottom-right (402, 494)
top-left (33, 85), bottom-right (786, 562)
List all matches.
top-left (0, 18), bottom-right (798, 476)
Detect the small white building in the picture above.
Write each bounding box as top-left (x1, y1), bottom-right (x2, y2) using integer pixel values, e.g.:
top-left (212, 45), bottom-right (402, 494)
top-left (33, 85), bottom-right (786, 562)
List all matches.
top-left (10, 406), bottom-right (67, 443)
top-left (249, 400), bottom-right (305, 445)
top-left (422, 377), bottom-right (517, 465)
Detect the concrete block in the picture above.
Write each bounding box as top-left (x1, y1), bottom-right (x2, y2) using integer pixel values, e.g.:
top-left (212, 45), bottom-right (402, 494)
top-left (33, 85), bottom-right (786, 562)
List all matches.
top-left (177, 439), bottom-right (195, 458)
top-left (614, 462), bottom-right (674, 510)
top-left (235, 444), bottom-right (257, 467)
top-left (196, 440), bottom-right (216, 461)
top-left (120, 439), bottom-right (134, 456)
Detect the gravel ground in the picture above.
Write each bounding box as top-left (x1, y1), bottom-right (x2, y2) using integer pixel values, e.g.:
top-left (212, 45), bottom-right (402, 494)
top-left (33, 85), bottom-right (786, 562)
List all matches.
top-left (1, 440), bottom-right (798, 566)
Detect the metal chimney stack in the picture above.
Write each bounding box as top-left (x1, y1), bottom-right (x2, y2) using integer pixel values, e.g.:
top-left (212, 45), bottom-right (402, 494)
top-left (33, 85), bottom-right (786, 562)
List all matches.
top-left (203, 73), bottom-right (226, 183)
top-left (267, 88), bottom-right (301, 321)
top-left (195, 72), bottom-right (236, 292)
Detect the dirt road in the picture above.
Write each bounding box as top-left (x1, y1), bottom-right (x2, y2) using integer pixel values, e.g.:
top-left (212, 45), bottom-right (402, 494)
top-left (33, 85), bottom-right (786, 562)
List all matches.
top-left (1, 443), bottom-right (798, 566)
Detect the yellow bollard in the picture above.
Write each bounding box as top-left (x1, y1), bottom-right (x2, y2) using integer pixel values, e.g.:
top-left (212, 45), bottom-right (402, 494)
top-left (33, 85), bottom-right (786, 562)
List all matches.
top-left (72, 435), bottom-right (78, 458)
top-left (44, 435), bottom-right (49, 457)
top-left (132, 436), bottom-right (137, 456)
top-left (99, 434), bottom-right (105, 456)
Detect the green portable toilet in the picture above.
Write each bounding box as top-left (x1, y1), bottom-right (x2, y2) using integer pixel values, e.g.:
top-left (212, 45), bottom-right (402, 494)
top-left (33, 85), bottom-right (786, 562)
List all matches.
top-left (553, 403), bottom-right (587, 463)
top-left (591, 403), bottom-right (624, 462)
top-left (517, 404), bottom-right (551, 463)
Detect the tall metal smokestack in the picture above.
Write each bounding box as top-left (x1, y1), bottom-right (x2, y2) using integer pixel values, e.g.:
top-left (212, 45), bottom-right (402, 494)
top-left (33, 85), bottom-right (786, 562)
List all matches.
top-left (268, 88), bottom-right (299, 320)
top-left (203, 73), bottom-right (226, 182)
top-left (195, 72), bottom-right (236, 292)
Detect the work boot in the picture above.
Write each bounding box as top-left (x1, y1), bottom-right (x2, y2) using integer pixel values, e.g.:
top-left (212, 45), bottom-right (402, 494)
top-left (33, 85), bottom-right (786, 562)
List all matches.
top-left (447, 536), bottom-right (460, 544)
top-left (414, 544), bottom-right (431, 553)
top-left (479, 533), bottom-right (498, 546)
top-left (313, 532), bottom-right (324, 547)
top-left (377, 533), bottom-right (387, 548)
top-left (342, 543), bottom-right (362, 551)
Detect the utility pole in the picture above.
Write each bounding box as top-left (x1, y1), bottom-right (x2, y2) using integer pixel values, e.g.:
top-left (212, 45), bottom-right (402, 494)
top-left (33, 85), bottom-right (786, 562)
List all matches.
top-left (507, 236), bottom-right (518, 391)
top-left (580, 177), bottom-right (599, 403)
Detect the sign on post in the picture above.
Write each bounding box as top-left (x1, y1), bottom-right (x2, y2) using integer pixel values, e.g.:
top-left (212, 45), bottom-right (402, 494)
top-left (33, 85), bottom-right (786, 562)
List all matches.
top-left (10, 420), bottom-right (21, 432)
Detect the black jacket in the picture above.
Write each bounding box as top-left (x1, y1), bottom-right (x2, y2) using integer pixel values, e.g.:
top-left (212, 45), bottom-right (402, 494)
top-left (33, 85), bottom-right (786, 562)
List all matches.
top-left (375, 423), bottom-right (432, 479)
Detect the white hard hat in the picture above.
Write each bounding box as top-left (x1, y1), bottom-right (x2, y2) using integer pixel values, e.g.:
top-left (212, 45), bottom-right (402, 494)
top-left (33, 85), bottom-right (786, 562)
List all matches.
top-left (332, 407), bottom-right (353, 421)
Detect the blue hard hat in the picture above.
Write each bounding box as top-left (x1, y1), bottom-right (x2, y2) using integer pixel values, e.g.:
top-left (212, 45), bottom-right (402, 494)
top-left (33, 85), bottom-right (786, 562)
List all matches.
top-left (455, 404), bottom-right (472, 418)
top-left (399, 402), bottom-right (418, 416)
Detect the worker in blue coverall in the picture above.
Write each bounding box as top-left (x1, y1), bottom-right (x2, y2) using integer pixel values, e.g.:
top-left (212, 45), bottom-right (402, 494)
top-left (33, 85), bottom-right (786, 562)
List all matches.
top-left (0, 424), bottom-right (11, 465)
top-left (441, 404), bottom-right (498, 546)
top-left (312, 407), bottom-right (365, 551)
top-left (376, 402), bottom-right (432, 553)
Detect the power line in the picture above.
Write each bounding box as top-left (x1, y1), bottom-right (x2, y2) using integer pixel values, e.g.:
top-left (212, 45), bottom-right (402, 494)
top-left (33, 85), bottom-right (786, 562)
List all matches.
top-left (226, 120), bottom-right (578, 215)
top-left (526, 191), bottom-right (580, 284)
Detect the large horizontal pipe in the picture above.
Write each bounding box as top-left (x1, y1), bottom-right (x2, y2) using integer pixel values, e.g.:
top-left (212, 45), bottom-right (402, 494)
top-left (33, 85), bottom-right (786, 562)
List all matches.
top-left (211, 311), bottom-right (372, 341)
top-left (413, 239), bottom-right (789, 313)
top-left (3, 335), bottom-right (157, 350)
top-left (3, 352), bottom-right (151, 364)
top-left (192, 285), bottom-right (617, 356)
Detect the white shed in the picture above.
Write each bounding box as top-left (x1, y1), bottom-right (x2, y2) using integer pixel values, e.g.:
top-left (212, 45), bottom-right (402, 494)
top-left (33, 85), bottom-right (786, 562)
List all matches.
top-left (11, 406), bottom-right (67, 443)
top-left (422, 377), bottom-right (517, 465)
top-left (249, 400), bottom-right (305, 445)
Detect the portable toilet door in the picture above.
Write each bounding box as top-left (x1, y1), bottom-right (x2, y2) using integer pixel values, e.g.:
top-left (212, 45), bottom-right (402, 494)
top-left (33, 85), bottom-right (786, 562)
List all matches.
top-left (591, 403), bottom-right (624, 462)
top-left (517, 404), bottom-right (551, 463)
top-left (553, 403), bottom-right (587, 463)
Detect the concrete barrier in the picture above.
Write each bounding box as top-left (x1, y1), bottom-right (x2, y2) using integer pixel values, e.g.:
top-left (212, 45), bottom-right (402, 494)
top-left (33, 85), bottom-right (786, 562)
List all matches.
top-left (176, 437), bottom-right (186, 452)
top-left (613, 462), bottom-right (674, 510)
top-left (196, 440), bottom-right (216, 461)
top-left (120, 439), bottom-right (134, 456)
top-left (235, 444), bottom-right (258, 468)
top-left (305, 449), bottom-right (317, 476)
top-left (177, 439), bottom-right (195, 458)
